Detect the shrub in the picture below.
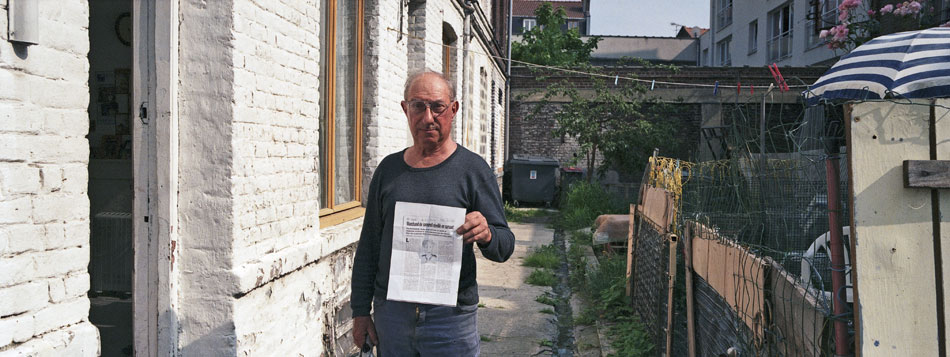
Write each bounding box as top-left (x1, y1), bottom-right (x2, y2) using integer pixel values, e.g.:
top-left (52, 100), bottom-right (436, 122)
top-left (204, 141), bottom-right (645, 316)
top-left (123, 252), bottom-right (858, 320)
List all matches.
top-left (557, 181), bottom-right (624, 231)
top-left (525, 269), bottom-right (557, 286)
top-left (522, 244), bottom-right (560, 269)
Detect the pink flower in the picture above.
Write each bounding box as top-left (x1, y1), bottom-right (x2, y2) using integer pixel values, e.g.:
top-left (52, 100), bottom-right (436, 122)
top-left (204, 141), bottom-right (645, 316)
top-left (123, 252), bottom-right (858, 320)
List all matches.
top-left (839, 9), bottom-right (850, 22)
top-left (819, 29), bottom-right (830, 39)
top-left (841, 0), bottom-right (862, 9)
top-left (832, 24), bottom-right (849, 41)
top-left (880, 4), bottom-right (894, 13)
top-left (867, 9), bottom-right (876, 15)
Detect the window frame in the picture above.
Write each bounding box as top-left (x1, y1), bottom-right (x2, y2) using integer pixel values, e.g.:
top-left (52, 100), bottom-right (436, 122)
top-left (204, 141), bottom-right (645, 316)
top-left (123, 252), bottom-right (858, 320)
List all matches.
top-left (748, 20), bottom-right (758, 54)
top-left (767, 3), bottom-right (794, 62)
top-left (523, 18), bottom-right (537, 32)
top-left (319, 0), bottom-right (365, 226)
top-left (717, 0), bottom-right (733, 30)
top-left (717, 36), bottom-right (732, 66)
top-left (808, 0), bottom-right (841, 48)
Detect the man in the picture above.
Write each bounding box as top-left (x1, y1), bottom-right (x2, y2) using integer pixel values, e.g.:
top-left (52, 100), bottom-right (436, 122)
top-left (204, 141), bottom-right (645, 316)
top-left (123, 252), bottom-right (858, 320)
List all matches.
top-left (350, 71), bottom-right (515, 356)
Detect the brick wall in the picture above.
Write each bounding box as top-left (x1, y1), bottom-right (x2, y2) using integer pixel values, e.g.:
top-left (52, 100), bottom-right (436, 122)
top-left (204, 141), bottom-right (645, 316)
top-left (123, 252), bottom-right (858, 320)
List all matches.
top-left (0, 1), bottom-right (100, 355)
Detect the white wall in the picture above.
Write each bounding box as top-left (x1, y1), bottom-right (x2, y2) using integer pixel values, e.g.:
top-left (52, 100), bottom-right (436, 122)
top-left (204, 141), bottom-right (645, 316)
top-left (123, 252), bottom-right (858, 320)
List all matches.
top-left (0, 0), bottom-right (100, 355)
top-left (701, 0), bottom-right (843, 67)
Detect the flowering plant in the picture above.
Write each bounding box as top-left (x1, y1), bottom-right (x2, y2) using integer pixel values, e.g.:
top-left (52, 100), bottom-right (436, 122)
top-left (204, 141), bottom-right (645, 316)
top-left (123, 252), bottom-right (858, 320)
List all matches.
top-left (818, 0), bottom-right (950, 51)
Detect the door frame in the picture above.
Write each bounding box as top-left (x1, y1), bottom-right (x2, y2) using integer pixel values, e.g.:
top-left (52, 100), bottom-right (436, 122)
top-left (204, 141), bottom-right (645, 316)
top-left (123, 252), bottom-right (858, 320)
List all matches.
top-left (132, 0), bottom-right (179, 355)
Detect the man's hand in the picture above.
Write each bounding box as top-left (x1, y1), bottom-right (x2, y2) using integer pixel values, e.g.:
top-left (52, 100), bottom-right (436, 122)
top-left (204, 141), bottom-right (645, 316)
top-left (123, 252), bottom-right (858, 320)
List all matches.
top-left (457, 211), bottom-right (492, 245)
top-left (352, 316), bottom-right (378, 349)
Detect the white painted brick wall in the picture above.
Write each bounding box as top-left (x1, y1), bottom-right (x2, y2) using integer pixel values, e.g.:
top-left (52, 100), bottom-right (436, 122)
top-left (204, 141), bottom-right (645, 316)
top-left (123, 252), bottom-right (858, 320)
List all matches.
top-left (0, 0), bottom-right (98, 355)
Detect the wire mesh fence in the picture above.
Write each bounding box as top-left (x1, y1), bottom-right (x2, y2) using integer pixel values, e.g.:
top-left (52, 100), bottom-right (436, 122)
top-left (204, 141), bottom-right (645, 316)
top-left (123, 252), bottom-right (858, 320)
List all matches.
top-left (625, 99), bottom-right (854, 355)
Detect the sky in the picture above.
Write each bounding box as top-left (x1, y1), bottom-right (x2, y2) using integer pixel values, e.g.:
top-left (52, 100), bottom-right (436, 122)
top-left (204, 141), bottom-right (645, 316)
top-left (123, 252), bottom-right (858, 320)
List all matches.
top-left (589, 0), bottom-right (710, 37)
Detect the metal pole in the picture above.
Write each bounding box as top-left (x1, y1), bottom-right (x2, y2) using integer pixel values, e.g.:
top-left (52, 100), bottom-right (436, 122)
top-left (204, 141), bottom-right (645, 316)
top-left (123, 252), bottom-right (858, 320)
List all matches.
top-left (826, 150), bottom-right (851, 356)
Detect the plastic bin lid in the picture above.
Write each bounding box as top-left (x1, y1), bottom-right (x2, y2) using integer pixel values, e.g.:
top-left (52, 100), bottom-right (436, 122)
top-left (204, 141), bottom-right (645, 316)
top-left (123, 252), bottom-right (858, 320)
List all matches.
top-left (508, 155), bottom-right (559, 166)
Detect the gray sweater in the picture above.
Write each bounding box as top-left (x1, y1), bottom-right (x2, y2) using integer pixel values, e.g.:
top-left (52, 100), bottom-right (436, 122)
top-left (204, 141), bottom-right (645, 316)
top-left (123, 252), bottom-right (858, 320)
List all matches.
top-left (351, 146), bottom-right (515, 317)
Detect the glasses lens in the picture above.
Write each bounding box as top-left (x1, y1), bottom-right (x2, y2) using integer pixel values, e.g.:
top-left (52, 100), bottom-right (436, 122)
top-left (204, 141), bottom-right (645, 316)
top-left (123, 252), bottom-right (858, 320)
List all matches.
top-left (430, 103), bottom-right (447, 114)
top-left (410, 101), bottom-right (428, 114)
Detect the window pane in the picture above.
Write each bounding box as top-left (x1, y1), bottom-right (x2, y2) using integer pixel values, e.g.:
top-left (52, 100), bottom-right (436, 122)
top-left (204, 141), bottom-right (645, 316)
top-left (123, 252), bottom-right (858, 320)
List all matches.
top-left (334, 0), bottom-right (358, 205)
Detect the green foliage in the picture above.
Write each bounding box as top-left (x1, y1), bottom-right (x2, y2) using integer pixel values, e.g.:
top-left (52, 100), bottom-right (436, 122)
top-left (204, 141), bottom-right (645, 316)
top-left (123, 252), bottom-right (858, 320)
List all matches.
top-left (525, 269), bottom-right (557, 286)
top-left (504, 203), bottom-right (551, 223)
top-left (607, 316), bottom-right (655, 357)
top-left (539, 307), bottom-right (555, 314)
top-left (480, 335), bottom-right (493, 342)
top-left (522, 244), bottom-right (560, 269)
top-left (535, 294), bottom-right (557, 306)
top-left (567, 243), bottom-right (588, 290)
top-left (541, 71), bottom-right (681, 178)
top-left (567, 249), bottom-right (654, 355)
top-left (477, 302), bottom-right (486, 308)
top-left (511, 2), bottom-right (601, 66)
top-left (557, 181), bottom-right (624, 231)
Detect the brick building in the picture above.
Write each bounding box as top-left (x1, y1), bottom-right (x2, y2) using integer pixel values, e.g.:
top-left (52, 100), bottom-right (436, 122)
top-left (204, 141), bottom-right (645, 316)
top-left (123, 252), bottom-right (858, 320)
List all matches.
top-left (508, 66), bottom-right (826, 176)
top-left (0, 0), bottom-right (508, 355)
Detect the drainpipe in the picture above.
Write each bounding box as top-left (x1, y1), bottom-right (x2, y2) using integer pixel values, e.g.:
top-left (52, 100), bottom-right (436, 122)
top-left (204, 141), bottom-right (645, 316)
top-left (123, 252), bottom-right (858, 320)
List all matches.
top-left (460, 0), bottom-right (475, 146)
top-left (505, 0), bottom-right (512, 164)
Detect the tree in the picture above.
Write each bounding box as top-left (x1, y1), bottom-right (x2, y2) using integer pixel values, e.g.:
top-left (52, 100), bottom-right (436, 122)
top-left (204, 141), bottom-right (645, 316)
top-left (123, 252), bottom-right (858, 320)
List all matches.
top-left (536, 71), bottom-right (680, 182)
top-left (512, 2), bottom-right (601, 66)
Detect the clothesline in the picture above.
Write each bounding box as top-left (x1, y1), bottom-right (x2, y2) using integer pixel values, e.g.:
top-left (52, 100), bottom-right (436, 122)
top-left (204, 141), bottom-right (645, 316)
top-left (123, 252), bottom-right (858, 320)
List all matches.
top-left (384, 27), bottom-right (813, 91)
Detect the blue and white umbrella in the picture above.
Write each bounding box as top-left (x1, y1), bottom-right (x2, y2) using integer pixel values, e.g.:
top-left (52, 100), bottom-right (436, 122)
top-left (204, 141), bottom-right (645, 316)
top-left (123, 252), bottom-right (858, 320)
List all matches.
top-left (805, 27), bottom-right (950, 106)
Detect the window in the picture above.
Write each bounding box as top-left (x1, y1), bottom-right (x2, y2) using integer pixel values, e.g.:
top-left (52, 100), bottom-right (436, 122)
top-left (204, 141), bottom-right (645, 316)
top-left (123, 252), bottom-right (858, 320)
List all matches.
top-left (717, 37), bottom-right (732, 66)
top-left (768, 3), bottom-right (793, 61)
top-left (443, 23), bottom-right (457, 80)
top-left (717, 0), bottom-right (733, 29)
top-left (808, 0), bottom-right (841, 47)
top-left (320, 0), bottom-right (364, 225)
top-left (523, 18), bottom-right (537, 32)
top-left (748, 20), bottom-right (758, 54)
top-left (567, 20), bottom-right (580, 31)
top-left (479, 69), bottom-right (489, 158)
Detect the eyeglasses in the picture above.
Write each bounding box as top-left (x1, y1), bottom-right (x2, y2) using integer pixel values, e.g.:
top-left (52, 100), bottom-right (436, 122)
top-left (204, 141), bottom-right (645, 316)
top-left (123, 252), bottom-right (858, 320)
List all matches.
top-left (407, 100), bottom-right (452, 116)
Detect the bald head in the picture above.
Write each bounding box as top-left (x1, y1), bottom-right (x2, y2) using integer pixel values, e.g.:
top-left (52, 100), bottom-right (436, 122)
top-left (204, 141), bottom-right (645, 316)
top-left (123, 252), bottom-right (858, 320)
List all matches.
top-left (404, 71), bottom-right (455, 102)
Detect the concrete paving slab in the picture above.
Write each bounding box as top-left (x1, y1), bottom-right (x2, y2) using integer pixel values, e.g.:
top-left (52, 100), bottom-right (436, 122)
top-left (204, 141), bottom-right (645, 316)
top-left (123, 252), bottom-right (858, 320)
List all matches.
top-left (476, 222), bottom-right (557, 356)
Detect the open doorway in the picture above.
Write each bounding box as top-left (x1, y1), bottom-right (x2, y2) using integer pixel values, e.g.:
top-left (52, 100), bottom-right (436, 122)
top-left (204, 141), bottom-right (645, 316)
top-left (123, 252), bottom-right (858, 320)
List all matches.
top-left (87, 1), bottom-right (134, 356)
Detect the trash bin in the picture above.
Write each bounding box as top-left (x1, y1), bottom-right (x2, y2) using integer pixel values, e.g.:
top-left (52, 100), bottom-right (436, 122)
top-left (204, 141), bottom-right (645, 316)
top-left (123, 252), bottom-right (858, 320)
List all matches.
top-left (508, 156), bottom-right (559, 206)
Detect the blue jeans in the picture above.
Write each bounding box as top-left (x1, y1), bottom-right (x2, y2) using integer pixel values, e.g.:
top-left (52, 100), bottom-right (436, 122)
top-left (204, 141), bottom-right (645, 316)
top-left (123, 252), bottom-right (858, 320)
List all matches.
top-left (372, 296), bottom-right (480, 356)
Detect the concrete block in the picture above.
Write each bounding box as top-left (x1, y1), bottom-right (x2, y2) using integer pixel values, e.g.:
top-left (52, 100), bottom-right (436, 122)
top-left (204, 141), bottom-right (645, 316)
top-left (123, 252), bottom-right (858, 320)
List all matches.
top-left (61, 165), bottom-right (88, 194)
top-left (31, 297), bottom-right (89, 337)
top-left (0, 197), bottom-right (32, 224)
top-left (32, 194), bottom-right (89, 223)
top-left (48, 277), bottom-right (66, 303)
top-left (0, 224), bottom-right (43, 254)
top-left (0, 281), bottom-right (48, 317)
top-left (0, 165), bottom-right (41, 195)
top-left (63, 273), bottom-right (90, 298)
top-left (39, 166), bottom-right (64, 192)
top-left (0, 314), bottom-right (35, 346)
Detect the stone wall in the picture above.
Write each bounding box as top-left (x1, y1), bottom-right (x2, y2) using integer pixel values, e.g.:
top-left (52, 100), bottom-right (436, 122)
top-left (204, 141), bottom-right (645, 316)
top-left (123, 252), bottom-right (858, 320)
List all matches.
top-left (0, 1), bottom-right (100, 355)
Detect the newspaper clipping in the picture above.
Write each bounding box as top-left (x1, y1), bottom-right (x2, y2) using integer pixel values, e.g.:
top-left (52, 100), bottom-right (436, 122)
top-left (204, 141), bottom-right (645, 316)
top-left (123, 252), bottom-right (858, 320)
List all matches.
top-left (387, 201), bottom-right (466, 306)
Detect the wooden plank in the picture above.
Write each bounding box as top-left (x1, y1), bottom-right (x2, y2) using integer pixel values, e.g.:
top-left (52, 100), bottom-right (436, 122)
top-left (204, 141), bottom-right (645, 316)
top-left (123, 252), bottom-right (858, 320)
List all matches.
top-left (850, 100), bottom-right (939, 356)
top-left (626, 204), bottom-right (636, 297)
top-left (666, 235), bottom-right (678, 357)
top-left (936, 98), bottom-right (950, 355)
top-left (903, 160), bottom-right (950, 188)
top-left (737, 248), bottom-right (766, 340)
top-left (723, 244), bottom-right (739, 312)
top-left (768, 258), bottom-right (825, 357)
top-left (683, 226), bottom-right (696, 357)
top-left (691, 225), bottom-right (710, 285)
top-left (641, 186), bottom-right (674, 232)
top-left (705, 236), bottom-right (727, 299)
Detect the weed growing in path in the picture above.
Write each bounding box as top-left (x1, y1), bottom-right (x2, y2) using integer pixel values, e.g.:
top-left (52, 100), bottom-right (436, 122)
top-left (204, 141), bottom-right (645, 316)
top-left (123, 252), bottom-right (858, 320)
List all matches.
top-left (504, 203), bottom-right (551, 223)
top-left (522, 244), bottom-right (559, 269)
top-left (525, 269), bottom-right (557, 286)
top-left (535, 294), bottom-right (557, 306)
top-left (539, 308), bottom-right (555, 314)
top-left (480, 335), bottom-right (493, 342)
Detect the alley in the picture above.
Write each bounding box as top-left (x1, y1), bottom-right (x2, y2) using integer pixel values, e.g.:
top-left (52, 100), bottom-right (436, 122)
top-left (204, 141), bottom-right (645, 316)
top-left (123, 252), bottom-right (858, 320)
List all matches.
top-left (476, 222), bottom-right (557, 356)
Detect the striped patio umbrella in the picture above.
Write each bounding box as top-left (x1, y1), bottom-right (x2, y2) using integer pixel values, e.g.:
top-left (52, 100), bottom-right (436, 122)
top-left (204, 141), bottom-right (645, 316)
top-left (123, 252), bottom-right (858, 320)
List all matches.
top-left (804, 27), bottom-right (950, 106)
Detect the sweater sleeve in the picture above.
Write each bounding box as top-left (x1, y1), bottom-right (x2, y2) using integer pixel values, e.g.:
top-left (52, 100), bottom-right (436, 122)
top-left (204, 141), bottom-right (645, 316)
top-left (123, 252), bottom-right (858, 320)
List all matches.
top-left (350, 168), bottom-right (384, 317)
top-left (473, 165), bottom-right (515, 263)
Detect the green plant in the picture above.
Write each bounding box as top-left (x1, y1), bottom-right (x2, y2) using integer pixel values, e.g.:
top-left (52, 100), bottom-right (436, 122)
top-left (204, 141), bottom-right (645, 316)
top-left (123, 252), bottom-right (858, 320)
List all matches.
top-left (522, 244), bottom-right (559, 269)
top-left (539, 308), bottom-right (555, 314)
top-left (567, 243), bottom-right (588, 290)
top-left (480, 335), bottom-right (493, 342)
top-left (607, 316), bottom-right (654, 356)
top-left (504, 203), bottom-right (550, 223)
top-left (557, 181), bottom-right (625, 231)
top-left (535, 294), bottom-right (557, 306)
top-left (511, 2), bottom-right (600, 66)
top-left (525, 269), bottom-right (557, 286)
top-left (539, 339), bottom-right (554, 348)
top-left (477, 302), bottom-right (486, 308)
